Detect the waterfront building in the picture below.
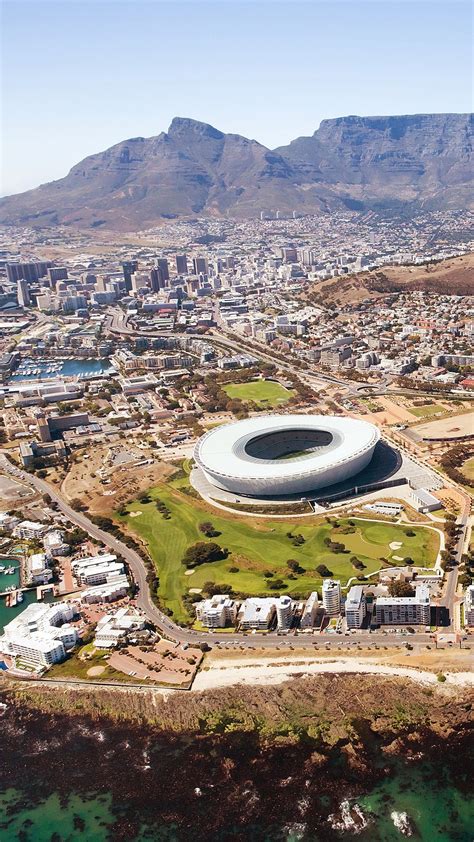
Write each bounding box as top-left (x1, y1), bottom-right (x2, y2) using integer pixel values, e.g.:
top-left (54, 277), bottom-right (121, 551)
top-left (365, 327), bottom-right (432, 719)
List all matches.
top-left (322, 579), bottom-right (341, 616)
top-left (0, 601), bottom-right (78, 667)
top-left (195, 594), bottom-right (238, 628)
top-left (344, 586), bottom-right (367, 629)
top-left (300, 591), bottom-right (319, 628)
top-left (276, 595), bottom-right (293, 629)
top-left (465, 585), bottom-right (474, 627)
top-left (239, 598), bottom-right (277, 630)
top-left (375, 584), bottom-right (430, 626)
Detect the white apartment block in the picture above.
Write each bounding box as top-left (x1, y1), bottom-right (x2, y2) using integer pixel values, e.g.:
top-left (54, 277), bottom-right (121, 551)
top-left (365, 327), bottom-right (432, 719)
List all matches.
top-left (344, 586), bottom-right (367, 629)
top-left (322, 579), bottom-right (341, 616)
top-left (300, 591), bottom-right (319, 628)
top-left (1, 601), bottom-right (78, 667)
top-left (195, 594), bottom-right (238, 628)
top-left (276, 595), bottom-right (293, 629)
top-left (375, 584), bottom-right (430, 626)
top-left (81, 576), bottom-right (129, 605)
top-left (28, 552), bottom-right (53, 585)
top-left (465, 585), bottom-right (474, 627)
top-left (93, 607), bottom-right (145, 648)
top-left (13, 520), bottom-right (48, 540)
top-left (239, 598), bottom-right (277, 630)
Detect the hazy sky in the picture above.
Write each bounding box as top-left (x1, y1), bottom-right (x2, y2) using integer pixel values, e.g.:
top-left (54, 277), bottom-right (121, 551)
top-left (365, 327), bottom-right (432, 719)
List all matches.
top-left (1, 0), bottom-right (472, 196)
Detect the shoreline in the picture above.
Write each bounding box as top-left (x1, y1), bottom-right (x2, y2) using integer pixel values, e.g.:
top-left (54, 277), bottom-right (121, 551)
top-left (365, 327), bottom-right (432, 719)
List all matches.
top-left (192, 654), bottom-right (474, 692)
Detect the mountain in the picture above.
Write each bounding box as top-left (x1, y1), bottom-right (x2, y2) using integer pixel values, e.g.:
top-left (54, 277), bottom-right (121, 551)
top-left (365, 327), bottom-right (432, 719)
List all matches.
top-left (275, 113), bottom-right (473, 213)
top-left (1, 113), bottom-right (472, 230)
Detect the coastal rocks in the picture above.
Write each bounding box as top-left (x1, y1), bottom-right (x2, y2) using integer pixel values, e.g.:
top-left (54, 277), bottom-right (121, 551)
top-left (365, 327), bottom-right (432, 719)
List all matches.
top-left (391, 810), bottom-right (416, 836)
top-left (328, 800), bottom-right (370, 833)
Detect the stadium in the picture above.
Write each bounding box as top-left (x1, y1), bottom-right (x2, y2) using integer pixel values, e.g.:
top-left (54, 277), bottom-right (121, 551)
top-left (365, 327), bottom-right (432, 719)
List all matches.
top-left (194, 414), bottom-right (381, 497)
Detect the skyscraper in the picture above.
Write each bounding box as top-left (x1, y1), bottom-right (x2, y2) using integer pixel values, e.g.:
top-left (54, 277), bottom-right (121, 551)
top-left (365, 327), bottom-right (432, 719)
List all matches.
top-left (176, 254), bottom-right (188, 274)
top-left (156, 258), bottom-right (169, 282)
top-left (17, 279), bottom-right (31, 307)
top-left (122, 260), bottom-right (138, 293)
top-left (150, 268), bottom-right (165, 292)
top-left (193, 257), bottom-right (208, 276)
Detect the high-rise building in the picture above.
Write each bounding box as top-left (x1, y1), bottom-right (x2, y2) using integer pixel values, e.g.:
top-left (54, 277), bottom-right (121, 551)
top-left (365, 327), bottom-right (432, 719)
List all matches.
top-left (17, 279), bottom-right (31, 307)
top-left (6, 261), bottom-right (51, 283)
top-left (47, 267), bottom-right (68, 285)
top-left (156, 258), bottom-right (169, 282)
top-left (322, 579), bottom-right (341, 616)
top-left (193, 257), bottom-right (208, 276)
top-left (276, 595), bottom-right (293, 629)
top-left (176, 254), bottom-right (188, 274)
top-left (150, 268), bottom-right (165, 292)
top-left (122, 260), bottom-right (138, 292)
top-left (344, 586), bottom-right (366, 628)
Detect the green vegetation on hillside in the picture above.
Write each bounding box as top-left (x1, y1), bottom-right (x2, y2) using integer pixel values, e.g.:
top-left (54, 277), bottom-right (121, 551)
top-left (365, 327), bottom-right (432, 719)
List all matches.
top-left (117, 481), bottom-right (439, 623)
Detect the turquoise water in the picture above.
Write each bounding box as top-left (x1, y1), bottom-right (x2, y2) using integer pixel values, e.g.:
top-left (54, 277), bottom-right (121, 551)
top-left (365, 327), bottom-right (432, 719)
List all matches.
top-left (0, 790), bottom-right (116, 842)
top-left (11, 358), bottom-right (114, 382)
top-left (356, 760), bottom-right (473, 842)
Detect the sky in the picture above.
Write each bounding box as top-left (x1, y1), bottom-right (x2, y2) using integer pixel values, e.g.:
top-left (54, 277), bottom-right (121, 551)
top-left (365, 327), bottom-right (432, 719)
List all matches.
top-left (1, 0), bottom-right (472, 196)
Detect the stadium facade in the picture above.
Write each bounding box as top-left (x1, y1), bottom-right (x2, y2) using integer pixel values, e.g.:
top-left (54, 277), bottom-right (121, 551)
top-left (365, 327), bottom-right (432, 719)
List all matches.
top-left (194, 414), bottom-right (380, 497)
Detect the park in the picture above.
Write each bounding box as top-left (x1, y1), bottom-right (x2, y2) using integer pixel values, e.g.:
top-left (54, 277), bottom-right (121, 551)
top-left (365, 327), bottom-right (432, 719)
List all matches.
top-left (116, 473), bottom-right (440, 623)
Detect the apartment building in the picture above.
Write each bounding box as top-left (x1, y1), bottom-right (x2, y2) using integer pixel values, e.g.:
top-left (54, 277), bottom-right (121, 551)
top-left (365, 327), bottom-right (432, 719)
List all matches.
top-left (375, 584), bottom-right (430, 626)
top-left (465, 585), bottom-right (474, 627)
top-left (195, 594), bottom-right (238, 628)
top-left (239, 598), bottom-right (277, 630)
top-left (344, 586), bottom-right (367, 629)
top-left (300, 591), bottom-right (319, 628)
top-left (322, 579), bottom-right (342, 616)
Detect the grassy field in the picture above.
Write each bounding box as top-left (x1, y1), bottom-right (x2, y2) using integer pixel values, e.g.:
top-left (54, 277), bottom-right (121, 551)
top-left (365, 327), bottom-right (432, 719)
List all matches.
top-left (223, 379), bottom-right (295, 407)
top-left (47, 644), bottom-right (138, 682)
top-left (461, 457), bottom-right (474, 482)
top-left (409, 403), bottom-right (446, 418)
top-left (117, 483), bottom-right (439, 623)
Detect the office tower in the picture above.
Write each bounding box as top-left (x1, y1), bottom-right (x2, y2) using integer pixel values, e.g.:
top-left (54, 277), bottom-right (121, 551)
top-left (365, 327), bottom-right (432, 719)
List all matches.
top-left (122, 260), bottom-right (138, 292)
top-left (150, 268), bottom-right (164, 292)
top-left (47, 267), bottom-right (68, 284)
top-left (176, 254), bottom-right (188, 274)
top-left (17, 279), bottom-right (31, 307)
top-left (193, 257), bottom-right (208, 276)
top-left (156, 258), bottom-right (169, 282)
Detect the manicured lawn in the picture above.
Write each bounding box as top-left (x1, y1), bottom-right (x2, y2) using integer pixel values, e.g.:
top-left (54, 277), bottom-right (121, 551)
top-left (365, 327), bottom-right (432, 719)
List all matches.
top-left (117, 484), bottom-right (439, 622)
top-left (222, 379), bottom-right (295, 407)
top-left (409, 404), bottom-right (445, 418)
top-left (47, 645), bottom-right (138, 682)
top-left (462, 457), bottom-right (474, 481)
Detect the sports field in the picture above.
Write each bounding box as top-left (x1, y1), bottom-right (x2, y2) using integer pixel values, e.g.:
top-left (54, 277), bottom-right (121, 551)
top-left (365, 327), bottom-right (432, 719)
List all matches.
top-left (409, 403), bottom-right (445, 418)
top-left (117, 482), bottom-right (439, 622)
top-left (223, 379), bottom-right (295, 407)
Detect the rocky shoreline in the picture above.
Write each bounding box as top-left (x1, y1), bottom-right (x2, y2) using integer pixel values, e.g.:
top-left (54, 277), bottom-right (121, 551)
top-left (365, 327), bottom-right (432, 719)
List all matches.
top-left (1, 675), bottom-right (473, 840)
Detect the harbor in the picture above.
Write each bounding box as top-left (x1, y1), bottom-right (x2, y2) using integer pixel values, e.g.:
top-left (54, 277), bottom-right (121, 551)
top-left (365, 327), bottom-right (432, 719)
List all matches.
top-left (10, 358), bottom-right (114, 383)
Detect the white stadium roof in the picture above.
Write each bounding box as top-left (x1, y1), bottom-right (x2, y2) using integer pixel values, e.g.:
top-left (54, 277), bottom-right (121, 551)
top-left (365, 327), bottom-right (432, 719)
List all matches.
top-left (194, 414), bottom-right (380, 497)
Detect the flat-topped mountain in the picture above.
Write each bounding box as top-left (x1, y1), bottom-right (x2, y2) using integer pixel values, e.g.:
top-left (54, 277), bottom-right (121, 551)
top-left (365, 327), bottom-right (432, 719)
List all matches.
top-left (1, 113), bottom-right (472, 230)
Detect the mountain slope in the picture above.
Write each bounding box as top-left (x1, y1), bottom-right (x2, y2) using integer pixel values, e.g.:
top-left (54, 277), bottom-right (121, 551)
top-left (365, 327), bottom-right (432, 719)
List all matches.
top-left (0, 113), bottom-right (472, 230)
top-left (275, 113), bottom-right (473, 211)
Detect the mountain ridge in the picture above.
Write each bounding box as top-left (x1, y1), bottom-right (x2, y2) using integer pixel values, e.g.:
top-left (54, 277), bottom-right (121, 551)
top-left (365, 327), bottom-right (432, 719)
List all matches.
top-left (1, 113), bottom-right (472, 230)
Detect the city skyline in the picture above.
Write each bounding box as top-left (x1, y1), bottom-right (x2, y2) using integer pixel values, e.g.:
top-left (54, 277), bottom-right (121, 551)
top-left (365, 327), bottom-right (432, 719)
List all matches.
top-left (2, 0), bottom-right (472, 195)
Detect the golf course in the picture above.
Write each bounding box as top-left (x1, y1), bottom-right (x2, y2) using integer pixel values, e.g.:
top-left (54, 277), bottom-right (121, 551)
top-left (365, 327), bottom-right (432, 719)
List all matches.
top-left (116, 474), bottom-right (440, 623)
top-left (222, 379), bottom-right (295, 407)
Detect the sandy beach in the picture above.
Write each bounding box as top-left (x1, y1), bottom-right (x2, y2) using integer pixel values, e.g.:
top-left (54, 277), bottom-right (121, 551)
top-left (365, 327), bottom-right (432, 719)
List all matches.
top-left (192, 655), bottom-right (474, 692)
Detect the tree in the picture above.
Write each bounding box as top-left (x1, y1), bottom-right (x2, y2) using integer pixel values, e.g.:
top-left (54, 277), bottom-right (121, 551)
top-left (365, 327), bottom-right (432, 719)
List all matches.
top-left (287, 559), bottom-right (300, 573)
top-left (199, 521), bottom-right (220, 538)
top-left (387, 580), bottom-right (415, 598)
top-left (316, 564), bottom-right (333, 577)
top-left (182, 542), bottom-right (228, 568)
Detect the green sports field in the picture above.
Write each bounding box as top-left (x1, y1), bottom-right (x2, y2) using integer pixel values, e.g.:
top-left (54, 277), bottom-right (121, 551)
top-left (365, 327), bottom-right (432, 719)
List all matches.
top-left (409, 403), bottom-right (445, 418)
top-left (117, 482), bottom-right (439, 623)
top-left (222, 379), bottom-right (295, 407)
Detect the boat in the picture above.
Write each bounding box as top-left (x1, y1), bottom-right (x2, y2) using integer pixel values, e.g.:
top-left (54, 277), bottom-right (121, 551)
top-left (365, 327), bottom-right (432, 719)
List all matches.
top-left (17, 590), bottom-right (24, 603)
top-left (5, 567), bottom-right (14, 575)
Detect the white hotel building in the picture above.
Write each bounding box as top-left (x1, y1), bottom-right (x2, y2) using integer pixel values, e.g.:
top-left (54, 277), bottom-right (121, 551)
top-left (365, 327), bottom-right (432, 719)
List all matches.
top-left (1, 602), bottom-right (78, 667)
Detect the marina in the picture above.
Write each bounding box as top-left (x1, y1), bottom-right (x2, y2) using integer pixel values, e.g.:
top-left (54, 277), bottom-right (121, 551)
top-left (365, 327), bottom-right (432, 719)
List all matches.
top-left (11, 358), bottom-right (114, 383)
